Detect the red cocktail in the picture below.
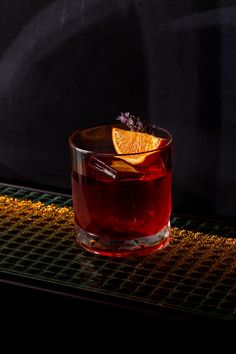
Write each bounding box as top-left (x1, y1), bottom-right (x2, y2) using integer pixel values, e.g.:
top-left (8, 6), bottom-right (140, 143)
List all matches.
top-left (69, 122), bottom-right (172, 257)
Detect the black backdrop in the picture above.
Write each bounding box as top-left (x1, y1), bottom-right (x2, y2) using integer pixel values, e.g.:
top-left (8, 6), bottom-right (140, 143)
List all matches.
top-left (0, 0), bottom-right (235, 220)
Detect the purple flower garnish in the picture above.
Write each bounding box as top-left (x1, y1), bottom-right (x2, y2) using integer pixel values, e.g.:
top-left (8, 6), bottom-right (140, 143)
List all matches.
top-left (117, 112), bottom-right (158, 135)
top-left (117, 112), bottom-right (135, 130)
top-left (117, 112), bottom-right (130, 124)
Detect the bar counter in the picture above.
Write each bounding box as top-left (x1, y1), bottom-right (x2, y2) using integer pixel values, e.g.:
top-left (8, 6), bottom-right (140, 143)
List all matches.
top-left (0, 183), bottom-right (235, 334)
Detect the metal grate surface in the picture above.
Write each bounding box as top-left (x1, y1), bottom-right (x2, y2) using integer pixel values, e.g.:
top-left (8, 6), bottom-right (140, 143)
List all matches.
top-left (0, 183), bottom-right (235, 329)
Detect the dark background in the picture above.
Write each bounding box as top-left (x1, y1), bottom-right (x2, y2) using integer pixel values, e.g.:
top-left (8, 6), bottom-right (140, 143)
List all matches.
top-left (0, 0), bottom-right (235, 220)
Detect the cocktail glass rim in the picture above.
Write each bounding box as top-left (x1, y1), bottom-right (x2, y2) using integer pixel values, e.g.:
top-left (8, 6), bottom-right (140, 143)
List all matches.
top-left (69, 123), bottom-right (172, 157)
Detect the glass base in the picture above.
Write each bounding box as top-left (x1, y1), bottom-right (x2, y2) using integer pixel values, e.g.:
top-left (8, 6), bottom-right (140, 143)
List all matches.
top-left (75, 221), bottom-right (171, 257)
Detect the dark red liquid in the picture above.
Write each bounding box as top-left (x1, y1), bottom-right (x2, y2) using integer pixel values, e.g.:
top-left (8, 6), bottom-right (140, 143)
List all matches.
top-left (72, 149), bottom-right (172, 242)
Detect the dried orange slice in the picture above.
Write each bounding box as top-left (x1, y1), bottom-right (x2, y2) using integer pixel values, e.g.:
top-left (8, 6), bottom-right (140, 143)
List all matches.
top-left (112, 127), bottom-right (165, 165)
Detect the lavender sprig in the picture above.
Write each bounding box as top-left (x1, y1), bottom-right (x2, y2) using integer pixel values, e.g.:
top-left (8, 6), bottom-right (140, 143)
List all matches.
top-left (117, 112), bottom-right (143, 132)
top-left (117, 112), bottom-right (158, 136)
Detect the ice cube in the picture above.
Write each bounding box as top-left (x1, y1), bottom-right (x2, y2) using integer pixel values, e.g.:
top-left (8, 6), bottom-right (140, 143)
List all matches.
top-left (88, 156), bottom-right (144, 180)
top-left (89, 156), bottom-right (118, 179)
top-left (111, 159), bottom-right (140, 173)
top-left (111, 159), bottom-right (144, 179)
